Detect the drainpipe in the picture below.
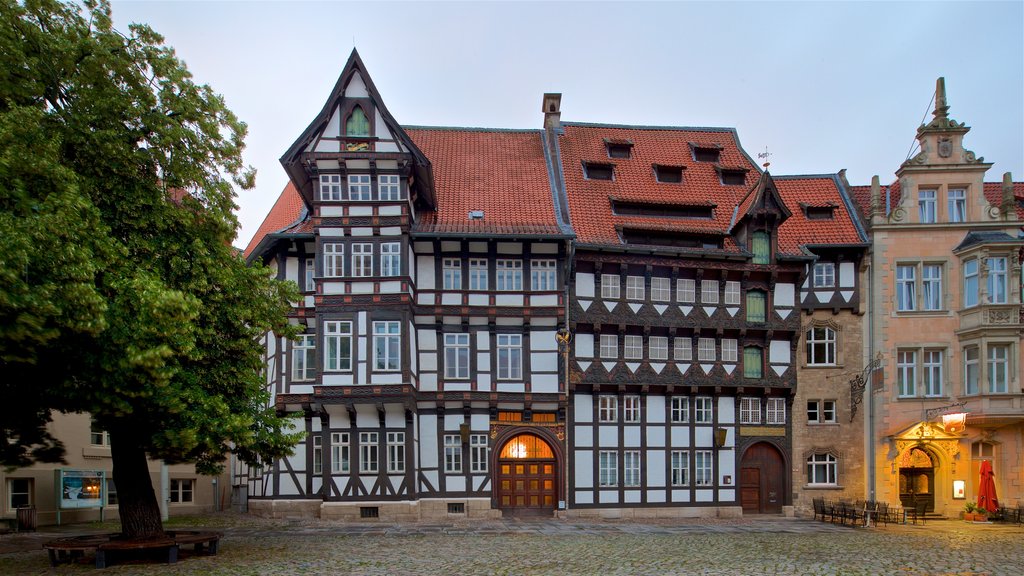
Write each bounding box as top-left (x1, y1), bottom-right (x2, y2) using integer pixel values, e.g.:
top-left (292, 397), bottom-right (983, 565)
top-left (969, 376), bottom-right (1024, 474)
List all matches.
top-left (866, 176), bottom-right (880, 502)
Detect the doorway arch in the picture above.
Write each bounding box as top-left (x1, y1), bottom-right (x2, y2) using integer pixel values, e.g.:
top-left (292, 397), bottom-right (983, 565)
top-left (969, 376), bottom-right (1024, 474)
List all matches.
top-left (899, 446), bottom-right (936, 513)
top-left (495, 433), bottom-right (558, 515)
top-left (740, 442), bottom-right (786, 514)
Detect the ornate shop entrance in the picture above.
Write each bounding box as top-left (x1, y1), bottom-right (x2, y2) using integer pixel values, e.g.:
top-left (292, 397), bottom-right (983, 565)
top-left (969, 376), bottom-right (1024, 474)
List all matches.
top-left (899, 447), bottom-right (936, 513)
top-left (496, 433), bottom-right (557, 516)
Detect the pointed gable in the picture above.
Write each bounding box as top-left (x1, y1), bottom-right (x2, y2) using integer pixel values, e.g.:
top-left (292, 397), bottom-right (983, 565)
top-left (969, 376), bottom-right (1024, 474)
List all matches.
top-left (729, 171), bottom-right (792, 233)
top-left (280, 49), bottom-right (435, 208)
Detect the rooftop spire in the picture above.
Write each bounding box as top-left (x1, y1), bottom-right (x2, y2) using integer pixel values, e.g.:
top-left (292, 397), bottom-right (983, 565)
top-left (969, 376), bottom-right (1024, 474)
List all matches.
top-left (933, 77), bottom-right (949, 121)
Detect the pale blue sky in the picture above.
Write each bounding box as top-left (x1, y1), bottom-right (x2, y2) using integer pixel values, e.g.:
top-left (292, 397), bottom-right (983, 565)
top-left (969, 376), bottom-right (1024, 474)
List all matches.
top-left (109, 1), bottom-right (1024, 248)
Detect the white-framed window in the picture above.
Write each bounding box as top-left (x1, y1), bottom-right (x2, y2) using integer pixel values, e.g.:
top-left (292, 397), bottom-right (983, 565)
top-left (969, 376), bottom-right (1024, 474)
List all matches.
top-left (313, 435), bottom-right (323, 475)
top-left (896, 265), bottom-right (916, 311)
top-left (470, 434), bottom-right (489, 473)
top-left (813, 262), bottom-right (835, 287)
top-left (531, 259), bottom-right (557, 291)
top-left (623, 335), bottom-right (642, 360)
top-left (694, 397), bottom-right (713, 424)
top-left (987, 257), bottom-right (1007, 304)
top-left (948, 188), bottom-right (966, 222)
top-left (373, 321), bottom-right (401, 372)
top-left (623, 395), bottom-right (641, 423)
top-left (721, 338), bottom-right (738, 363)
top-left (698, 337), bottom-right (715, 362)
top-left (6, 478), bottom-right (32, 511)
top-left (623, 451), bottom-right (641, 487)
top-left (740, 397), bottom-right (761, 424)
top-left (599, 451), bottom-right (617, 487)
top-left (323, 243), bottom-right (344, 277)
top-left (671, 397), bottom-right (689, 423)
top-left (807, 400), bottom-right (837, 424)
top-left (963, 346), bottom-right (979, 395)
top-left (381, 242), bottom-right (401, 277)
top-left (348, 174), bottom-right (372, 201)
top-left (897, 349), bottom-right (917, 397)
top-left (918, 189), bottom-right (937, 223)
top-left (495, 260), bottom-right (522, 291)
top-left (169, 479), bottom-right (193, 503)
top-left (469, 259), bottom-right (488, 290)
top-left (598, 396), bottom-right (617, 423)
top-left (444, 333), bottom-right (470, 380)
top-left (807, 453), bottom-right (837, 485)
top-left (701, 280), bottom-right (719, 304)
top-left (443, 258), bottom-right (462, 290)
top-left (694, 450), bottom-right (713, 486)
top-left (319, 174), bottom-right (342, 201)
top-left (671, 450), bottom-right (689, 486)
top-left (677, 278), bottom-right (695, 303)
top-left (649, 336), bottom-right (668, 360)
top-left (806, 326), bottom-right (837, 366)
top-left (332, 432), bottom-right (350, 473)
top-left (87, 420), bottom-right (109, 447)
top-left (922, 265), bottom-right (942, 310)
top-left (444, 434), bottom-right (462, 473)
top-left (674, 337), bottom-right (692, 361)
top-left (767, 398), bottom-right (786, 424)
top-left (651, 277), bottom-right (671, 302)
top-left (378, 174), bottom-right (401, 201)
top-left (496, 334), bottom-right (522, 380)
top-left (724, 281), bottom-right (741, 305)
top-left (988, 345), bottom-right (1009, 393)
top-left (601, 274), bottom-right (620, 300)
top-left (324, 321), bottom-right (353, 372)
top-left (923, 349), bottom-right (943, 397)
top-left (963, 259), bottom-right (979, 308)
top-left (305, 257), bottom-right (315, 291)
top-left (360, 432), bottom-right (379, 473)
top-left (626, 275), bottom-right (645, 300)
top-left (599, 334), bottom-right (618, 359)
top-left (351, 243), bottom-right (373, 277)
top-left (292, 334), bottom-right (316, 381)
top-left (387, 432), bottom-right (405, 473)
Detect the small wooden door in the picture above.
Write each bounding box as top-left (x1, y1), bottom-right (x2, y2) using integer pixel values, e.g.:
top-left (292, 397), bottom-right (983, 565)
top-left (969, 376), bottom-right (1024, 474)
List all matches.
top-left (740, 442), bottom-right (785, 514)
top-left (496, 434), bottom-right (557, 515)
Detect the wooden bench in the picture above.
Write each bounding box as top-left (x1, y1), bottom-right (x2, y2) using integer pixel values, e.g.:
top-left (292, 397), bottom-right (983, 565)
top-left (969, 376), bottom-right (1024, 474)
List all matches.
top-left (44, 530), bottom-right (221, 569)
top-left (0, 517), bottom-right (17, 533)
top-left (167, 530), bottom-right (222, 555)
top-left (44, 534), bottom-right (117, 567)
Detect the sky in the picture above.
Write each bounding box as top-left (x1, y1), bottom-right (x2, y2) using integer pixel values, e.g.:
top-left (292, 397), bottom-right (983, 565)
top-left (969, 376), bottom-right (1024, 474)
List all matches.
top-left (108, 1), bottom-right (1024, 249)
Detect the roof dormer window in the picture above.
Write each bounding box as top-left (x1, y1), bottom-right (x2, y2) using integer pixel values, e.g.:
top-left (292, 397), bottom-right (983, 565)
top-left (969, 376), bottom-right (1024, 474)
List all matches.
top-left (604, 140), bottom-right (633, 159)
top-left (805, 206), bottom-right (835, 220)
top-left (693, 146), bottom-right (721, 163)
top-left (653, 164), bottom-right (684, 184)
top-left (584, 162), bottom-right (614, 181)
top-left (720, 169), bottom-right (746, 186)
top-left (345, 106), bottom-right (370, 137)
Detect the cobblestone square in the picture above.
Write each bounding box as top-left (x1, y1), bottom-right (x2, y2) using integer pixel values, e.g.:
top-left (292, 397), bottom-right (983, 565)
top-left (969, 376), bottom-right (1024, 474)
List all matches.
top-left (2, 514), bottom-right (1023, 575)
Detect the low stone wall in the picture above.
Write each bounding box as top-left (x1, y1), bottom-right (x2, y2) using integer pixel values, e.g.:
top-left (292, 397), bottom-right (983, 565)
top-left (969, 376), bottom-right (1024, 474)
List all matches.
top-left (250, 498), bottom-right (500, 521)
top-left (248, 499), bottom-right (321, 519)
top-left (567, 506), bottom-right (744, 520)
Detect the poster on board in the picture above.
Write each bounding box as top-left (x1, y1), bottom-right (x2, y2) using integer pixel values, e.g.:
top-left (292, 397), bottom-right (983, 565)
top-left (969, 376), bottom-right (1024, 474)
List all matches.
top-left (58, 469), bottom-right (105, 509)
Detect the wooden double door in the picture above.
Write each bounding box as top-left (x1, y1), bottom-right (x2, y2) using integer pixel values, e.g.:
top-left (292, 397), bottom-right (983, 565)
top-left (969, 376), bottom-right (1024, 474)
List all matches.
top-left (740, 442), bottom-right (785, 514)
top-left (496, 433), bottom-right (557, 515)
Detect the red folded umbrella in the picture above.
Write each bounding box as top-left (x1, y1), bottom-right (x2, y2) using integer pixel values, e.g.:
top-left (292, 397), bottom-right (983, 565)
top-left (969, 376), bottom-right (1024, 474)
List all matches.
top-left (977, 460), bottom-right (999, 514)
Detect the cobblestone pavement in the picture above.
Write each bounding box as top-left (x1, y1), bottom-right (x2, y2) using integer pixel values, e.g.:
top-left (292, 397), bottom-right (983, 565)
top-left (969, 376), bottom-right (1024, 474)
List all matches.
top-left (2, 514), bottom-right (1022, 575)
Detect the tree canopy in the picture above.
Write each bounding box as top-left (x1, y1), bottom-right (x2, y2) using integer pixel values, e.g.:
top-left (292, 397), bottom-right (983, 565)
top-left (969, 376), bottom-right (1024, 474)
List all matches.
top-left (0, 0), bottom-right (299, 536)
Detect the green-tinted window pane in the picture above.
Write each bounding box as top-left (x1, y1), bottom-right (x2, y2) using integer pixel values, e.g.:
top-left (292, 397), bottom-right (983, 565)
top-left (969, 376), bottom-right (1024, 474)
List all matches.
top-left (751, 232), bottom-right (770, 264)
top-left (744, 347), bottom-right (763, 378)
top-left (746, 291), bottom-right (766, 323)
top-left (346, 107), bottom-right (370, 136)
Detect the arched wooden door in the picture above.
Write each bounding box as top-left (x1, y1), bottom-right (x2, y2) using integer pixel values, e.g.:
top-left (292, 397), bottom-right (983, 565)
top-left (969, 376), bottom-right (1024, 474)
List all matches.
top-left (740, 442), bottom-right (785, 514)
top-left (899, 447), bottom-right (935, 513)
top-left (496, 433), bottom-right (557, 516)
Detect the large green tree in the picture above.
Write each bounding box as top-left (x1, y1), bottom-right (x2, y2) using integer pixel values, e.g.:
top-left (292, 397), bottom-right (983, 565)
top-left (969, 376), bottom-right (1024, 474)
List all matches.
top-left (0, 0), bottom-right (299, 539)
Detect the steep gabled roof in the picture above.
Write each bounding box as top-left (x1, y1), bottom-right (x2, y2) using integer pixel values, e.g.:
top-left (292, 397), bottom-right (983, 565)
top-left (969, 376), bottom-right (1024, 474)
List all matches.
top-left (729, 171), bottom-right (792, 232)
top-left (557, 123), bottom-right (761, 249)
top-left (243, 182), bottom-right (308, 261)
top-left (279, 49), bottom-right (435, 208)
top-left (407, 127), bottom-right (568, 237)
top-left (774, 175), bottom-right (868, 255)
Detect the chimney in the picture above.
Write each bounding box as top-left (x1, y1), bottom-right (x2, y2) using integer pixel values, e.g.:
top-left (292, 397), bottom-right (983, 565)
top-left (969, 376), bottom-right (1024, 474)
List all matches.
top-left (1002, 172), bottom-right (1016, 219)
top-left (542, 93), bottom-right (562, 131)
top-left (870, 175), bottom-right (881, 217)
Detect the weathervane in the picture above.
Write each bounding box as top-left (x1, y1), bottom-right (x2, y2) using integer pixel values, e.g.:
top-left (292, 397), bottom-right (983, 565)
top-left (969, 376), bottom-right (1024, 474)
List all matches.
top-left (757, 146), bottom-right (772, 170)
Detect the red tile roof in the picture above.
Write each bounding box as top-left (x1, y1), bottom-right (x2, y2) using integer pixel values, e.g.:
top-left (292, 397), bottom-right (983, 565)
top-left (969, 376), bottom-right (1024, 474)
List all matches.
top-left (774, 176), bottom-right (866, 254)
top-left (406, 128), bottom-right (564, 236)
top-left (850, 180), bottom-right (1023, 222)
top-left (558, 124), bottom-right (759, 247)
top-left (983, 181), bottom-right (1024, 220)
top-left (243, 181), bottom-right (305, 259)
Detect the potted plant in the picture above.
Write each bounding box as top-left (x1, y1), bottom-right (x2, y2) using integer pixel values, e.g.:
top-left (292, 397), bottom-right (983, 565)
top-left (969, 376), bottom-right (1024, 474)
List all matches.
top-left (963, 502), bottom-right (989, 522)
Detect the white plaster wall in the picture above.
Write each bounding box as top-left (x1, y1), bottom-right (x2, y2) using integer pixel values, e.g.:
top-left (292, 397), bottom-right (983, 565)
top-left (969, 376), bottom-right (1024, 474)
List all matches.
top-left (344, 72), bottom-right (368, 97)
top-left (718, 397), bottom-right (735, 424)
top-left (321, 206), bottom-right (345, 217)
top-left (417, 256), bottom-right (435, 289)
top-left (576, 272), bottom-right (595, 298)
top-left (774, 283), bottom-right (795, 307)
top-left (575, 333), bottom-right (594, 358)
top-left (623, 427), bottom-right (641, 447)
top-left (575, 451), bottom-right (593, 488)
top-left (598, 426), bottom-right (618, 447)
top-left (647, 451), bottom-right (666, 487)
top-left (324, 106), bottom-right (341, 137)
top-left (575, 426), bottom-right (593, 447)
top-left (574, 394), bottom-right (593, 423)
top-left (769, 341), bottom-right (790, 364)
top-left (355, 404), bottom-right (377, 428)
top-left (647, 395), bottom-right (666, 423)
top-left (839, 262), bottom-right (855, 287)
top-left (419, 415), bottom-right (438, 468)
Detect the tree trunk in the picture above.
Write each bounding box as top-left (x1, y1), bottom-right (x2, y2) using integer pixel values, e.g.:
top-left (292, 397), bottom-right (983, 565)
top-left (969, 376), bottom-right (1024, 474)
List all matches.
top-left (110, 428), bottom-right (165, 540)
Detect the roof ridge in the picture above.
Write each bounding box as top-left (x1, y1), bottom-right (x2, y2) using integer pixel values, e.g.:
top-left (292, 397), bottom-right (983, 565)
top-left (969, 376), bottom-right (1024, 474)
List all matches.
top-left (403, 125), bottom-right (542, 133)
top-left (562, 121), bottom-right (737, 132)
top-left (773, 173), bottom-right (844, 180)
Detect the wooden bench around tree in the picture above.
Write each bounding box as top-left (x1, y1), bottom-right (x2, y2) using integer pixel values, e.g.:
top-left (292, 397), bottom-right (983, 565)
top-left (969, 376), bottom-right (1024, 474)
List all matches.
top-left (44, 530), bottom-right (222, 569)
